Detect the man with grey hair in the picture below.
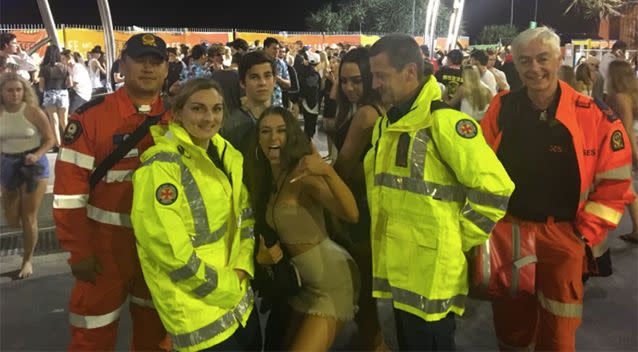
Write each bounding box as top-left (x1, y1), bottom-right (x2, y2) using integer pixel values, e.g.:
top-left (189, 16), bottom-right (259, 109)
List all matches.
top-left (481, 27), bottom-right (634, 350)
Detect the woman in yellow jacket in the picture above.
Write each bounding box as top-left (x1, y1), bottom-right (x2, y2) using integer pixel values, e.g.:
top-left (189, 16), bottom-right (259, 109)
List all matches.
top-left (131, 79), bottom-right (261, 351)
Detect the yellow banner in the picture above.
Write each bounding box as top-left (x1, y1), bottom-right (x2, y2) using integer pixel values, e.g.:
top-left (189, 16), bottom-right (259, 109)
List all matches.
top-left (360, 35), bottom-right (380, 46)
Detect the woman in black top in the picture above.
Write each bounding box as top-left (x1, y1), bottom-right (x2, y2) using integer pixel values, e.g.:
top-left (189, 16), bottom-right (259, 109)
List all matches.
top-left (332, 47), bottom-right (387, 351)
top-left (38, 45), bottom-right (71, 147)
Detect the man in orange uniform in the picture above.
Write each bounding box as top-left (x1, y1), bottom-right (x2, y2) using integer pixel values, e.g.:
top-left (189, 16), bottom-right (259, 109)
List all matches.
top-left (53, 33), bottom-right (170, 350)
top-left (481, 27), bottom-right (634, 351)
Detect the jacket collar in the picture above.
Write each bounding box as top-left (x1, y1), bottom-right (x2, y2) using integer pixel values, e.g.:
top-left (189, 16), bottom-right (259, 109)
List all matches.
top-left (385, 75), bottom-right (442, 131)
top-left (114, 87), bottom-right (164, 118)
top-left (150, 122), bottom-right (232, 163)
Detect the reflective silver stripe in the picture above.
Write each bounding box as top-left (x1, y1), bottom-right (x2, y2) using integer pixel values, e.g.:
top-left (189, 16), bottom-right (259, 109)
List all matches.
top-left (595, 164), bottom-right (632, 182)
top-left (53, 194), bottom-right (88, 209)
top-left (192, 223), bottom-right (227, 247)
top-left (480, 240), bottom-right (491, 290)
top-left (374, 278), bottom-right (465, 314)
top-left (124, 148), bottom-right (139, 159)
top-left (374, 173), bottom-right (466, 202)
top-left (105, 169), bottom-right (134, 183)
top-left (171, 288), bottom-right (254, 349)
top-left (169, 252), bottom-right (202, 282)
top-left (467, 189), bottom-right (510, 211)
top-left (129, 295), bottom-right (155, 309)
top-left (192, 266), bottom-right (219, 297)
top-left (240, 208), bottom-right (254, 221)
top-left (410, 129), bottom-right (429, 179)
top-left (461, 203), bottom-right (496, 234)
top-left (241, 226), bottom-right (255, 240)
top-left (537, 291), bottom-right (582, 318)
top-left (143, 152), bottom-right (229, 247)
top-left (69, 303), bottom-right (124, 329)
top-left (58, 148), bottom-right (95, 170)
top-left (86, 205), bottom-right (132, 227)
top-left (513, 255), bottom-right (537, 269)
top-left (511, 223), bottom-right (521, 296)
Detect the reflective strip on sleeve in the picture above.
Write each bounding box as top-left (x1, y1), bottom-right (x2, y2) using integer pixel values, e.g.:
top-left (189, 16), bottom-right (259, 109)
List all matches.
top-left (240, 227), bottom-right (255, 240)
top-left (105, 169), bottom-right (134, 183)
top-left (240, 208), bottom-right (254, 221)
top-left (192, 266), bottom-right (219, 297)
top-left (584, 201), bottom-right (623, 225)
top-left (58, 148), bottom-right (95, 170)
top-left (191, 223), bottom-right (227, 247)
top-left (169, 252), bottom-right (202, 282)
top-left (374, 173), bottom-right (466, 202)
top-left (537, 291), bottom-right (582, 318)
top-left (595, 165), bottom-right (632, 182)
top-left (373, 277), bottom-right (465, 315)
top-left (86, 205), bottom-right (132, 227)
top-left (53, 194), bottom-right (88, 209)
top-left (461, 203), bottom-right (496, 234)
top-left (129, 295), bottom-right (155, 309)
top-left (410, 129), bottom-right (429, 179)
top-left (467, 189), bottom-right (510, 211)
top-left (69, 303), bottom-right (124, 329)
top-left (171, 288), bottom-right (254, 349)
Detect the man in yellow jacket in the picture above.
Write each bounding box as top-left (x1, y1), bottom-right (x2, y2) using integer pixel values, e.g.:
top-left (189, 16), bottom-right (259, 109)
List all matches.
top-left (365, 34), bottom-right (515, 350)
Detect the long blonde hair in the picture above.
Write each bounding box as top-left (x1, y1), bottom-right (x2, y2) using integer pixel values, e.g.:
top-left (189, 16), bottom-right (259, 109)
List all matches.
top-left (0, 72), bottom-right (38, 107)
top-left (462, 66), bottom-right (491, 111)
top-left (609, 60), bottom-right (638, 110)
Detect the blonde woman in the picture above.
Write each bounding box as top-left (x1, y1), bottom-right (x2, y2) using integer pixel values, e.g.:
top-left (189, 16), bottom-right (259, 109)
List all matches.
top-left (446, 65), bottom-right (493, 121)
top-left (607, 60), bottom-right (638, 244)
top-left (0, 72), bottom-right (55, 278)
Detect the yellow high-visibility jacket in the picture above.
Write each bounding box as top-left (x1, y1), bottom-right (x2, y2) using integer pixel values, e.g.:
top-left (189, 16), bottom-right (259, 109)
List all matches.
top-left (364, 76), bottom-right (515, 322)
top-left (131, 122), bottom-right (255, 351)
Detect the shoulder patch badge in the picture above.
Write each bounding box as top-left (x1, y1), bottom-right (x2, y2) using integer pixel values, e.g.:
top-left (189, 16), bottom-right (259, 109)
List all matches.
top-left (611, 130), bottom-right (625, 152)
top-left (156, 183), bottom-right (178, 205)
top-left (455, 119), bottom-right (478, 139)
top-left (63, 120), bottom-right (83, 145)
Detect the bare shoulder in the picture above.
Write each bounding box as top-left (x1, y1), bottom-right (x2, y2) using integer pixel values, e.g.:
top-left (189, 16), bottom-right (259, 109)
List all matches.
top-left (353, 105), bottom-right (380, 127)
top-left (23, 104), bottom-right (45, 119)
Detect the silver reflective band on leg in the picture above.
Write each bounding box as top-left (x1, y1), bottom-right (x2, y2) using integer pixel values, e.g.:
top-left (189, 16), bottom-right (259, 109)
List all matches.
top-left (462, 203), bottom-right (496, 234)
top-left (171, 288), bottom-right (254, 349)
top-left (511, 223), bottom-right (520, 296)
top-left (537, 291), bottom-right (582, 318)
top-left (169, 252), bottom-right (202, 282)
top-left (481, 239), bottom-right (491, 289)
top-left (69, 303), bottom-right (124, 329)
top-left (129, 295), bottom-right (155, 309)
top-left (373, 278), bottom-right (465, 314)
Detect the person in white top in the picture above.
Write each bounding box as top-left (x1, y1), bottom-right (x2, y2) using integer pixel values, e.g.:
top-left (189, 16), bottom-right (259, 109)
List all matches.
top-left (470, 49), bottom-right (498, 95)
top-left (61, 49), bottom-right (92, 114)
top-left (487, 49), bottom-right (510, 91)
top-left (446, 65), bottom-right (493, 121)
top-left (0, 72), bottom-right (55, 279)
top-left (0, 33), bottom-right (37, 82)
top-left (599, 40), bottom-right (627, 96)
top-left (87, 47), bottom-right (106, 91)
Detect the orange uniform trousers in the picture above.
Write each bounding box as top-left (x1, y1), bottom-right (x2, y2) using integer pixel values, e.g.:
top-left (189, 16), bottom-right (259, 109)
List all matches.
top-left (492, 219), bottom-right (585, 351)
top-left (68, 234), bottom-right (166, 351)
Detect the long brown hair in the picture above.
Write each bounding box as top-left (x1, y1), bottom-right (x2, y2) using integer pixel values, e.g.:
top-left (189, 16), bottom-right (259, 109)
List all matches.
top-left (336, 48), bottom-right (380, 127)
top-left (609, 60), bottom-right (638, 108)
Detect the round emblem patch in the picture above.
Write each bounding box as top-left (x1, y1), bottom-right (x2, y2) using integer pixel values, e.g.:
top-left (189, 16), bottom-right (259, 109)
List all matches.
top-left (611, 130), bottom-right (625, 151)
top-left (455, 119), bottom-right (478, 139)
top-left (156, 183), bottom-right (178, 205)
top-left (63, 120), bottom-right (83, 145)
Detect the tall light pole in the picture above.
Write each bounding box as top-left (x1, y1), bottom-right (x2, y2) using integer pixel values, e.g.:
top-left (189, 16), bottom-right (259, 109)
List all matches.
top-left (534, 0), bottom-right (539, 22)
top-left (510, 0), bottom-right (515, 25)
top-left (424, 0), bottom-right (441, 58)
top-left (412, 0), bottom-right (417, 35)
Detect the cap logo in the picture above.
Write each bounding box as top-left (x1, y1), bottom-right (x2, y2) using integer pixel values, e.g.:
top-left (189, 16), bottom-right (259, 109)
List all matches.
top-left (142, 34), bottom-right (157, 47)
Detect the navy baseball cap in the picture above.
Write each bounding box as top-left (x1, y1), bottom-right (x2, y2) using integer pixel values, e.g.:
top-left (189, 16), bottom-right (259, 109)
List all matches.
top-left (122, 33), bottom-right (168, 60)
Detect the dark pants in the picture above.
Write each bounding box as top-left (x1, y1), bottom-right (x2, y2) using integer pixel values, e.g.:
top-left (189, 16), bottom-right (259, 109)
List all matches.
top-left (394, 309), bottom-right (456, 351)
top-left (302, 109), bottom-right (318, 140)
top-left (200, 308), bottom-right (262, 351)
top-left (68, 89), bottom-right (88, 115)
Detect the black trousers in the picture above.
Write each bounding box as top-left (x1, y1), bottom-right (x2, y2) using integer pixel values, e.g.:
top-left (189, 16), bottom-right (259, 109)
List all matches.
top-left (200, 308), bottom-right (262, 351)
top-left (394, 309), bottom-right (456, 351)
top-left (302, 109), bottom-right (318, 140)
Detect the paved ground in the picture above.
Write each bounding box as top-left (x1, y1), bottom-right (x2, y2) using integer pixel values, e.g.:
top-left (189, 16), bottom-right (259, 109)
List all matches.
top-left (1, 127), bottom-right (637, 351)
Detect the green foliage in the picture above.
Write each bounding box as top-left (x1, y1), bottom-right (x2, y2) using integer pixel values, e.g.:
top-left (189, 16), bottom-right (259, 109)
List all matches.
top-left (306, 3), bottom-right (352, 32)
top-left (477, 24), bottom-right (519, 45)
top-left (563, 0), bottom-right (626, 20)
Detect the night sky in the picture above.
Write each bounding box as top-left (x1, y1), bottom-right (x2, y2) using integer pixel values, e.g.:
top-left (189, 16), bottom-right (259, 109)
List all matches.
top-left (2, 0), bottom-right (599, 41)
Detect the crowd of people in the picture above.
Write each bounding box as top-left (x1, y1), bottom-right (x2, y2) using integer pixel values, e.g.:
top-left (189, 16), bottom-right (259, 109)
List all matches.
top-left (0, 26), bottom-right (637, 351)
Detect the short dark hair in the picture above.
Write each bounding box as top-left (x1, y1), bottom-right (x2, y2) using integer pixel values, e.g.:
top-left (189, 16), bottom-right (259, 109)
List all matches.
top-left (470, 50), bottom-right (489, 66)
top-left (369, 34), bottom-right (424, 81)
top-left (420, 45), bottom-right (430, 58)
top-left (231, 38), bottom-right (249, 52)
top-left (207, 45), bottom-right (224, 58)
top-left (447, 49), bottom-right (463, 65)
top-left (264, 37), bottom-right (280, 49)
top-left (231, 52), bottom-right (244, 66)
top-left (191, 44), bottom-right (207, 60)
top-left (612, 40), bottom-right (627, 52)
top-left (167, 47), bottom-right (178, 56)
top-left (238, 51), bottom-right (274, 82)
top-left (61, 49), bottom-right (72, 59)
top-left (0, 33), bottom-right (16, 51)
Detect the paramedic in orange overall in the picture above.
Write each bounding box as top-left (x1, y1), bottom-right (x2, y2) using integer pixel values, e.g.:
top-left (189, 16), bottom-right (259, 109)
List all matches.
top-left (53, 33), bottom-right (170, 350)
top-left (480, 27), bottom-right (634, 351)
